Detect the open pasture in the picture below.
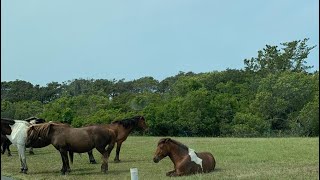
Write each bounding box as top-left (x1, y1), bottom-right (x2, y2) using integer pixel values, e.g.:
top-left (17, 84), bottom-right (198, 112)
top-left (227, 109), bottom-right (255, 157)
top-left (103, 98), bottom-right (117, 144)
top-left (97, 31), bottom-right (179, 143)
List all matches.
top-left (1, 137), bottom-right (319, 180)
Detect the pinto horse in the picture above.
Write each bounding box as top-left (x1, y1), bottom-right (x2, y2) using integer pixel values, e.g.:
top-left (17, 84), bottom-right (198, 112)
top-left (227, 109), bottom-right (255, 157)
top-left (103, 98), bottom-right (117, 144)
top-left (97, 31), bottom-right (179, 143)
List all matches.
top-left (153, 138), bottom-right (216, 176)
top-left (26, 122), bottom-right (116, 175)
top-left (1, 118), bottom-right (31, 173)
top-left (1, 117), bottom-right (46, 156)
top-left (87, 115), bottom-right (148, 163)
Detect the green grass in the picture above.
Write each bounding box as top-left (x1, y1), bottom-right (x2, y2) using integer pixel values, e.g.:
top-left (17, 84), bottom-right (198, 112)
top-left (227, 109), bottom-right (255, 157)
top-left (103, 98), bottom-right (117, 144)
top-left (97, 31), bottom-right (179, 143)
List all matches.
top-left (1, 137), bottom-right (319, 180)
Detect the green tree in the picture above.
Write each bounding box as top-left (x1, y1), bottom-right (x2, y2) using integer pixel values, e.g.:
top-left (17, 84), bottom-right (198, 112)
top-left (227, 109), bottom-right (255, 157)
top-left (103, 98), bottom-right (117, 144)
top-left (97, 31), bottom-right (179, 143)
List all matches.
top-left (244, 38), bottom-right (316, 74)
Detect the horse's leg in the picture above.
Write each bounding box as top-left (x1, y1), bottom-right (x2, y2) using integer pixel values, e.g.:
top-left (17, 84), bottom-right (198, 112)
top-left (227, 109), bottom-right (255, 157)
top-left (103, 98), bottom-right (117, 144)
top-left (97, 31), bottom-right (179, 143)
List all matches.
top-left (96, 148), bottom-right (110, 173)
top-left (166, 170), bottom-right (176, 176)
top-left (106, 140), bottom-right (115, 157)
top-left (114, 141), bottom-right (123, 162)
top-left (7, 144), bottom-right (11, 156)
top-left (29, 147), bottom-right (34, 155)
top-left (17, 145), bottom-right (28, 174)
top-left (1, 143), bottom-right (4, 154)
top-left (88, 150), bottom-right (97, 164)
top-left (169, 170), bottom-right (187, 177)
top-left (59, 150), bottom-right (68, 175)
top-left (65, 152), bottom-right (71, 173)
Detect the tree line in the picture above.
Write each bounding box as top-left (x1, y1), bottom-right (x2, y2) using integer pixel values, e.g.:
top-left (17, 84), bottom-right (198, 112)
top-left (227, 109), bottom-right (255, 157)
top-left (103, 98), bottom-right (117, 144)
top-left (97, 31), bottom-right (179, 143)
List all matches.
top-left (1, 38), bottom-right (319, 137)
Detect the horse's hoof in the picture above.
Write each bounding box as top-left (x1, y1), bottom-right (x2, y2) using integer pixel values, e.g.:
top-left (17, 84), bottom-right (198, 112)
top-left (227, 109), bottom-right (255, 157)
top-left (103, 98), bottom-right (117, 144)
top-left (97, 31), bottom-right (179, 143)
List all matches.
top-left (90, 161), bottom-right (97, 164)
top-left (29, 151), bottom-right (35, 155)
top-left (20, 169), bottom-right (27, 174)
top-left (8, 154), bottom-right (12, 156)
top-left (114, 159), bottom-right (121, 163)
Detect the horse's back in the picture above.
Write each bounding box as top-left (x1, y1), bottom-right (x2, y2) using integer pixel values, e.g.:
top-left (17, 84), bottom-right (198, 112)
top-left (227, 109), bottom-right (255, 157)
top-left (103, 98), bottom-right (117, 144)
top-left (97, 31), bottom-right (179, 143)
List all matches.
top-left (73, 126), bottom-right (115, 147)
top-left (198, 152), bottom-right (216, 173)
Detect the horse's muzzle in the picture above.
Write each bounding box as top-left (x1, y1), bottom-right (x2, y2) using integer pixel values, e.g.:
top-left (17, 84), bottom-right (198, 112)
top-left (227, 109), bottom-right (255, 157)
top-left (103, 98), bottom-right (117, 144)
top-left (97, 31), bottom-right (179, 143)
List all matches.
top-left (153, 156), bottom-right (160, 163)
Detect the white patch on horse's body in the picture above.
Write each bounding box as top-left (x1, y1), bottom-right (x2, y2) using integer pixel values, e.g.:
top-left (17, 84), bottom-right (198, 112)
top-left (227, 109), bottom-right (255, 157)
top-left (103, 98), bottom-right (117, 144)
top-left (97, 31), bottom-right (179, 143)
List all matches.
top-left (188, 148), bottom-right (203, 171)
top-left (5, 120), bottom-right (30, 171)
top-left (7, 120), bottom-right (30, 145)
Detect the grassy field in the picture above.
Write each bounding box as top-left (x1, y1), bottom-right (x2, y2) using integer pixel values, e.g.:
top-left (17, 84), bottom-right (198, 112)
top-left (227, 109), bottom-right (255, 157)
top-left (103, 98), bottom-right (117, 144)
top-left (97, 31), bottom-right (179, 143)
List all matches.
top-left (1, 137), bottom-right (319, 180)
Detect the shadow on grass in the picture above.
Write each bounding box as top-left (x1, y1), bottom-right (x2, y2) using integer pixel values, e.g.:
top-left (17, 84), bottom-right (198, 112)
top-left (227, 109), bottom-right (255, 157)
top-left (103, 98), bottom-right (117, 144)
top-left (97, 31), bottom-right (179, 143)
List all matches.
top-left (212, 168), bottom-right (223, 172)
top-left (109, 159), bottom-right (148, 163)
top-left (28, 167), bottom-right (97, 175)
top-left (70, 169), bottom-right (130, 176)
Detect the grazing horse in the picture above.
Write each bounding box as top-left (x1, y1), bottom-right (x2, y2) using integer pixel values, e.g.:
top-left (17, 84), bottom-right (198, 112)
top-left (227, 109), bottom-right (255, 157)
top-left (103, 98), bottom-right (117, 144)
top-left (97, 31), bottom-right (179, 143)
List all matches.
top-left (153, 138), bottom-right (216, 176)
top-left (87, 115), bottom-right (148, 163)
top-left (24, 117), bottom-right (46, 154)
top-left (1, 118), bottom-right (31, 173)
top-left (26, 122), bottom-right (116, 175)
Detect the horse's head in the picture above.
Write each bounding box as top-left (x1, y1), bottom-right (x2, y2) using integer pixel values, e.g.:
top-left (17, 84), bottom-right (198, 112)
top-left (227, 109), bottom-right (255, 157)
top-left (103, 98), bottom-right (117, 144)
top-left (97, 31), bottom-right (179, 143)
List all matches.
top-left (137, 116), bottom-right (148, 131)
top-left (153, 138), bottom-right (172, 163)
top-left (26, 123), bottom-right (52, 148)
top-left (1, 118), bottom-right (15, 135)
top-left (25, 117), bottom-right (46, 124)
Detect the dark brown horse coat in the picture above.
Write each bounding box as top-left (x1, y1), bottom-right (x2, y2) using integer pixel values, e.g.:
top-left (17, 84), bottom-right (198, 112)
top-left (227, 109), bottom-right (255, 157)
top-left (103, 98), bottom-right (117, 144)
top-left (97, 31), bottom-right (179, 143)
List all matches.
top-left (153, 138), bottom-right (216, 176)
top-left (1, 119), bottom-right (14, 156)
top-left (87, 115), bottom-right (148, 163)
top-left (1, 134), bottom-right (12, 156)
top-left (26, 122), bottom-right (116, 174)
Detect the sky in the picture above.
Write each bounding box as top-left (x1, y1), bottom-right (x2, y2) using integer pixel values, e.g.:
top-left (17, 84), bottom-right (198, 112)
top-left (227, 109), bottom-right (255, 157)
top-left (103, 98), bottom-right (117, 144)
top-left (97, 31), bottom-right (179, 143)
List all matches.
top-left (1, 0), bottom-right (319, 86)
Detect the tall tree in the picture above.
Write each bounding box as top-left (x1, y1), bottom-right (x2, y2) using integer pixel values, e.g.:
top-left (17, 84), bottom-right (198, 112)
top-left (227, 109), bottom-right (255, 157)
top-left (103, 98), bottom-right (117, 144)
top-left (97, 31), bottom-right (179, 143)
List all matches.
top-left (244, 38), bottom-right (316, 74)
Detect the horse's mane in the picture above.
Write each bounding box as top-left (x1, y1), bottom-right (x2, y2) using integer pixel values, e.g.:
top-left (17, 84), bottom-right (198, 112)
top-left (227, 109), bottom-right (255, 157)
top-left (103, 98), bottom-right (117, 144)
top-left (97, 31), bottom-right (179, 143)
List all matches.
top-left (27, 123), bottom-right (52, 140)
top-left (1, 118), bottom-right (15, 125)
top-left (24, 117), bottom-right (38, 121)
top-left (158, 138), bottom-right (189, 151)
top-left (0, 118), bottom-right (29, 126)
top-left (24, 117), bottom-right (46, 124)
top-left (111, 116), bottom-right (144, 129)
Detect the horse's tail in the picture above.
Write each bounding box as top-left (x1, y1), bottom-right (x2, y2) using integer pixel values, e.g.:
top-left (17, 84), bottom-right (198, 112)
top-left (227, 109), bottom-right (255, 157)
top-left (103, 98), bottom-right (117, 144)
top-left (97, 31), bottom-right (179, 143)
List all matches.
top-left (68, 151), bottom-right (74, 164)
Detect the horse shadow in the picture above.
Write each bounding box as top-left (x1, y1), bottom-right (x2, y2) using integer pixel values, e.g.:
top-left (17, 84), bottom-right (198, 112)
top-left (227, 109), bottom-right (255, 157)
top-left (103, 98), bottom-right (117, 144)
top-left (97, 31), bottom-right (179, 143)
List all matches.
top-left (109, 159), bottom-right (147, 163)
top-left (28, 167), bottom-right (96, 175)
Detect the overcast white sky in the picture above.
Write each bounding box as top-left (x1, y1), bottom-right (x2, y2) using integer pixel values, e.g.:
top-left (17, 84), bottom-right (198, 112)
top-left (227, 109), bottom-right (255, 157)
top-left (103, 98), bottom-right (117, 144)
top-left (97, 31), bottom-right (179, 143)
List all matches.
top-left (1, 0), bottom-right (319, 86)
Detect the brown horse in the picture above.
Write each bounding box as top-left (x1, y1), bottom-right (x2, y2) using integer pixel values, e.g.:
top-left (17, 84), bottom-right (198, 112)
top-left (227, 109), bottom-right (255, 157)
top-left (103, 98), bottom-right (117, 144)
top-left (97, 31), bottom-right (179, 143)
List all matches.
top-left (1, 118), bottom-right (14, 156)
top-left (26, 122), bottom-right (116, 175)
top-left (87, 115), bottom-right (148, 163)
top-left (153, 138), bottom-right (216, 176)
top-left (1, 134), bottom-right (12, 156)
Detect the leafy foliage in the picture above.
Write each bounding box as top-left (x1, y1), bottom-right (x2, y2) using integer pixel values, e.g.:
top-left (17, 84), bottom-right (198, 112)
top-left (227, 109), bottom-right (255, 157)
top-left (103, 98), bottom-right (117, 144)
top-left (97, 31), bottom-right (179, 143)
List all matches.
top-left (1, 39), bottom-right (318, 137)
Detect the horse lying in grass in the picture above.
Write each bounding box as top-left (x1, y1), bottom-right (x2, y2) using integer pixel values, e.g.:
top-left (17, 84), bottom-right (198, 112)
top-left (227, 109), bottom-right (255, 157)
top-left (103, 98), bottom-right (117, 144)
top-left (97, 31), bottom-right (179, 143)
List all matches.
top-left (153, 138), bottom-right (216, 176)
top-left (1, 118), bottom-right (31, 173)
top-left (87, 115), bottom-right (148, 163)
top-left (26, 122), bottom-right (116, 175)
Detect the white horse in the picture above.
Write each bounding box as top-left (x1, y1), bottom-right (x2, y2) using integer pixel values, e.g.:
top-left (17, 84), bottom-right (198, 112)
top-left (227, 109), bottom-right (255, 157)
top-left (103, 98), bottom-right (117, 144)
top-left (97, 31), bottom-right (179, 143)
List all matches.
top-left (2, 119), bottom-right (31, 173)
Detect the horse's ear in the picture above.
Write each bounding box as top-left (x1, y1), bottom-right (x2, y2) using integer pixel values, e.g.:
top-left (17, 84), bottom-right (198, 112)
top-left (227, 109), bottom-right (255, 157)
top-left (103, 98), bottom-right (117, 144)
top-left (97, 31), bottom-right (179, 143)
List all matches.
top-left (164, 138), bottom-right (171, 143)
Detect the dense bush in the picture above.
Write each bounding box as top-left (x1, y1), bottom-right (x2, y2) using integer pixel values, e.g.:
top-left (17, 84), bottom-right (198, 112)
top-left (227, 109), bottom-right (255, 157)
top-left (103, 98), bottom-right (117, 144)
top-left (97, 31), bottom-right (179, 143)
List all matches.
top-left (1, 39), bottom-right (318, 137)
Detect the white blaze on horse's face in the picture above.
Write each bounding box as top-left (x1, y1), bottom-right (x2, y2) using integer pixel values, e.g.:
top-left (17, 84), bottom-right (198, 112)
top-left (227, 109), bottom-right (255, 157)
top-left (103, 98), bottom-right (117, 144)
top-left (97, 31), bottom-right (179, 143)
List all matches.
top-left (188, 148), bottom-right (203, 170)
